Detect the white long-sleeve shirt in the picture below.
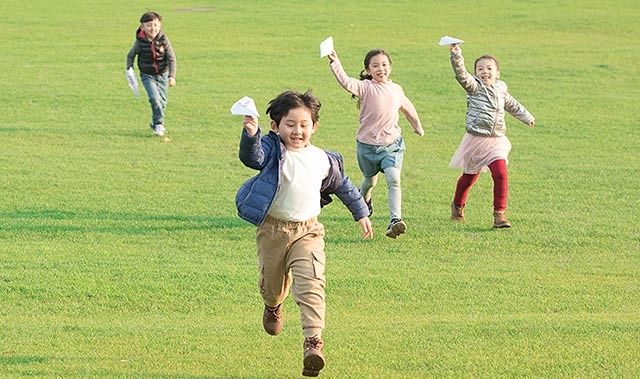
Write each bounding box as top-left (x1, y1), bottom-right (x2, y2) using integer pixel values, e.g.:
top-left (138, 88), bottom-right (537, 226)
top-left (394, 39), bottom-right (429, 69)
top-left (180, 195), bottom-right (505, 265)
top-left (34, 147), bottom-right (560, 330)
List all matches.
top-left (267, 145), bottom-right (330, 222)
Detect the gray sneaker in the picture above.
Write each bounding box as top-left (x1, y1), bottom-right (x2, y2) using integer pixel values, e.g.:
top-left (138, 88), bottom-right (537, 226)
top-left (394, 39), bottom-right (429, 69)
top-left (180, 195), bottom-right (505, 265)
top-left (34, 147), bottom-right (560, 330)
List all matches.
top-left (385, 218), bottom-right (406, 238)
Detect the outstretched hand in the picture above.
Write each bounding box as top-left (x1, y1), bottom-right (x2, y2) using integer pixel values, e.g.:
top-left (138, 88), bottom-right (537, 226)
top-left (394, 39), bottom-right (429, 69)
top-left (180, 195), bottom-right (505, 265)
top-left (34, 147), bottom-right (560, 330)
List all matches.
top-left (243, 116), bottom-right (259, 136)
top-left (327, 50), bottom-right (338, 63)
top-left (449, 44), bottom-right (461, 54)
top-left (529, 119), bottom-right (536, 128)
top-left (358, 217), bottom-right (374, 239)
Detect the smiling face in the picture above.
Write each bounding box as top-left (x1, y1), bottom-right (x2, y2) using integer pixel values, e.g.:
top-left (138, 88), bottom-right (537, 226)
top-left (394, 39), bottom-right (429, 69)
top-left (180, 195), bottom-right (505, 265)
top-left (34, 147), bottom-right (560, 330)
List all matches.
top-left (140, 18), bottom-right (162, 40)
top-left (474, 57), bottom-right (500, 86)
top-left (271, 106), bottom-right (317, 150)
top-left (366, 53), bottom-right (392, 83)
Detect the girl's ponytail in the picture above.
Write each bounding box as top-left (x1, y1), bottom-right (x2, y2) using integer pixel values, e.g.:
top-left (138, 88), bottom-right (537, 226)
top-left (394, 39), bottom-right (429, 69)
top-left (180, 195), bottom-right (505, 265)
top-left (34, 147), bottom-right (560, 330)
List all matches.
top-left (358, 69), bottom-right (372, 81)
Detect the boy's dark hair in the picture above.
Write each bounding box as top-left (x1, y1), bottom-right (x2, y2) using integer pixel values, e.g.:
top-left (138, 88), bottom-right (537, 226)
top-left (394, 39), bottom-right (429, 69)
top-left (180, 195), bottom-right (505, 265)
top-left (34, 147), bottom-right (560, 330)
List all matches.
top-left (266, 90), bottom-right (321, 126)
top-left (474, 55), bottom-right (500, 71)
top-left (140, 11), bottom-right (162, 23)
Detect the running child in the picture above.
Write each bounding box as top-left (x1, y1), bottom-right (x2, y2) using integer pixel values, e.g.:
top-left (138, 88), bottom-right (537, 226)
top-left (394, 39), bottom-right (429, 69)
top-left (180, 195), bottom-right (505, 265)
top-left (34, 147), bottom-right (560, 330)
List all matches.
top-left (326, 49), bottom-right (424, 238)
top-left (448, 44), bottom-right (535, 227)
top-left (126, 11), bottom-right (177, 137)
top-left (236, 90), bottom-right (373, 377)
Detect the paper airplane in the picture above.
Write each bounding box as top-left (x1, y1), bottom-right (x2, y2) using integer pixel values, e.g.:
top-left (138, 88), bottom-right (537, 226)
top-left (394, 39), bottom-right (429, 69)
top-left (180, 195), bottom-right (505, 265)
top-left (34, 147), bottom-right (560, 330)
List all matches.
top-left (320, 36), bottom-right (334, 58)
top-left (230, 96), bottom-right (260, 118)
top-left (125, 67), bottom-right (139, 96)
top-left (438, 36), bottom-right (464, 46)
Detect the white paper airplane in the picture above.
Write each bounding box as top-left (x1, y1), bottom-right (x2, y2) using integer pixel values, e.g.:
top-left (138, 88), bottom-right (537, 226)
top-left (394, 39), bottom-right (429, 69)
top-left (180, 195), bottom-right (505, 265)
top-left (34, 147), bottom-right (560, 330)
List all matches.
top-left (320, 36), bottom-right (334, 58)
top-left (125, 67), bottom-right (139, 96)
top-left (438, 36), bottom-right (464, 46)
top-left (230, 96), bottom-right (260, 118)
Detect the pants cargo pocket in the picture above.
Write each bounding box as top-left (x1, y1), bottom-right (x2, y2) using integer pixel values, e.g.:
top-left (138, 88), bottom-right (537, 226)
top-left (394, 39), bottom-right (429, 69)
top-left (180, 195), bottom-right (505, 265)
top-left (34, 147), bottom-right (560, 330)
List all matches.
top-left (311, 251), bottom-right (325, 279)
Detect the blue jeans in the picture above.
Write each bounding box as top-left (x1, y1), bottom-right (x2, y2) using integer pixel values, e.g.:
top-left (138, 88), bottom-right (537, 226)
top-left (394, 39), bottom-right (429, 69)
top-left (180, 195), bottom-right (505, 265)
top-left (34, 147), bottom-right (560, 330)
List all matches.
top-left (140, 72), bottom-right (168, 127)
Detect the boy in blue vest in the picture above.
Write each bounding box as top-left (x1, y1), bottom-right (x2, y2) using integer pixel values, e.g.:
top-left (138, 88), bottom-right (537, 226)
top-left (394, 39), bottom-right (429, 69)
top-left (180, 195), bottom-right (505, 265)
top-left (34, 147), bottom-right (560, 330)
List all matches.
top-left (126, 11), bottom-right (177, 137)
top-left (236, 90), bottom-right (373, 376)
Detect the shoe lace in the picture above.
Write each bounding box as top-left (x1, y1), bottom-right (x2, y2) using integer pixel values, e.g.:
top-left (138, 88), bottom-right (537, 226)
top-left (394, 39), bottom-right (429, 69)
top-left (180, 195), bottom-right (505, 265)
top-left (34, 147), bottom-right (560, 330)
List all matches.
top-left (304, 336), bottom-right (322, 350)
top-left (266, 305), bottom-right (281, 320)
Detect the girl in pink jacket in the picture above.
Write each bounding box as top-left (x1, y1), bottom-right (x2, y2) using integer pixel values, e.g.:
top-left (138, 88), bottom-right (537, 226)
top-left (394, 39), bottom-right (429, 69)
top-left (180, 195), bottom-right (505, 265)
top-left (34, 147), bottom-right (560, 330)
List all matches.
top-left (327, 49), bottom-right (424, 238)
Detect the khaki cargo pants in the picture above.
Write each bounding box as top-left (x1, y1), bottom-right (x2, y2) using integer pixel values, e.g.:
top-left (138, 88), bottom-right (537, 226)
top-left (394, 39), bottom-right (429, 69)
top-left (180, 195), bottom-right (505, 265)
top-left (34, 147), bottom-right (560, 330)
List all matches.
top-left (257, 215), bottom-right (326, 338)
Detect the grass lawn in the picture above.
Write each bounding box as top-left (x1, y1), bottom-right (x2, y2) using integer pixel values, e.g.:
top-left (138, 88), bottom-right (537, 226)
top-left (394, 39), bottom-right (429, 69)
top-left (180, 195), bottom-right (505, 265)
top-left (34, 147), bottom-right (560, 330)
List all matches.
top-left (1, 0), bottom-right (638, 377)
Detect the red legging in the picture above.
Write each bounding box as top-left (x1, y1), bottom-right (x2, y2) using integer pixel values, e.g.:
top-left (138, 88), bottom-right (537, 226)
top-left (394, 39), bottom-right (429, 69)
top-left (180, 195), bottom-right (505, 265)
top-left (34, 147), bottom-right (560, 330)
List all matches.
top-left (453, 159), bottom-right (508, 212)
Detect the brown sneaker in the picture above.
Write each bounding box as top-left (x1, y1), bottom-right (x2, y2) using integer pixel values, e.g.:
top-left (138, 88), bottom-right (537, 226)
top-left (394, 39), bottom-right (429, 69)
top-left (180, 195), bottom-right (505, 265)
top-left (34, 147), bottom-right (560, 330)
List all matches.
top-left (262, 304), bottom-right (283, 336)
top-left (493, 211), bottom-right (512, 228)
top-left (302, 335), bottom-right (325, 377)
top-left (385, 218), bottom-right (406, 239)
top-left (451, 202), bottom-right (465, 222)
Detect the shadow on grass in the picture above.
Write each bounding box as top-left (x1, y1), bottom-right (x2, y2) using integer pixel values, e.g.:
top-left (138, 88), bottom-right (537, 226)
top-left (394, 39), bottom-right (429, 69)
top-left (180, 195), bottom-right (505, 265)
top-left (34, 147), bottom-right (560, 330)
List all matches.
top-left (0, 209), bottom-right (247, 235)
top-left (0, 354), bottom-right (47, 365)
top-left (0, 127), bottom-right (24, 133)
top-left (461, 226), bottom-right (502, 233)
top-left (117, 131), bottom-right (169, 139)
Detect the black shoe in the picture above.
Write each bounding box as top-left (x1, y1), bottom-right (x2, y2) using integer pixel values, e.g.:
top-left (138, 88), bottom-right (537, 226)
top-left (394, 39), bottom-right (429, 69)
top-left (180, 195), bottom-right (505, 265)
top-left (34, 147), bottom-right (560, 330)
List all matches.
top-left (385, 218), bottom-right (406, 238)
top-left (365, 198), bottom-right (373, 217)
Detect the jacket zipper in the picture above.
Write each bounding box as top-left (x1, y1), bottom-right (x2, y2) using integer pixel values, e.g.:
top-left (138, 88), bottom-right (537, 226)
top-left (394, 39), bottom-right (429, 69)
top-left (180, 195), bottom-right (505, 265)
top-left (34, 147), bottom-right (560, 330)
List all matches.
top-left (151, 40), bottom-right (159, 74)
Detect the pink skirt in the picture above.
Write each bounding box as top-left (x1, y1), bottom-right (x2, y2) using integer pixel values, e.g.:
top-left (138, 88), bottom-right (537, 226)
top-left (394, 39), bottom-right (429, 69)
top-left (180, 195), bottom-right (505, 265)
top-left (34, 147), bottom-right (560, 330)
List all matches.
top-left (449, 133), bottom-right (511, 174)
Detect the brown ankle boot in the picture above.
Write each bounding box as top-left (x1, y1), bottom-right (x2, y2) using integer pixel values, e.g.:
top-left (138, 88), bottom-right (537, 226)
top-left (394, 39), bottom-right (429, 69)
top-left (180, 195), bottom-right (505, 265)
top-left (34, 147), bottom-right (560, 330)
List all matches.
top-left (493, 211), bottom-right (512, 228)
top-left (302, 335), bottom-right (325, 377)
top-left (451, 202), bottom-right (465, 222)
top-left (262, 304), bottom-right (283, 335)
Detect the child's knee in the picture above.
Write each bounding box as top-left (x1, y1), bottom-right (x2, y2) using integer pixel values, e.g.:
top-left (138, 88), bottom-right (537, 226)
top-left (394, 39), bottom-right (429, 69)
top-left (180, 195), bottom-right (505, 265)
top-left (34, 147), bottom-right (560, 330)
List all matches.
top-left (383, 167), bottom-right (401, 187)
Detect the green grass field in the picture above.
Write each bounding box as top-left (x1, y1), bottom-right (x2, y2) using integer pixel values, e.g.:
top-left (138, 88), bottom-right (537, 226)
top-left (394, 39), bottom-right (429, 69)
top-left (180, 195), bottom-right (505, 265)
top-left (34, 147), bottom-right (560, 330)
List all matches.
top-left (1, 0), bottom-right (639, 377)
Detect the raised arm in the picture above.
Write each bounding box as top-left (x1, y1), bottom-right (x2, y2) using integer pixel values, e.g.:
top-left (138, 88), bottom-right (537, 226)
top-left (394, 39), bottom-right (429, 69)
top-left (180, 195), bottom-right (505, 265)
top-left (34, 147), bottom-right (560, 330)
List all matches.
top-left (239, 116), bottom-right (267, 170)
top-left (327, 51), bottom-right (361, 97)
top-left (449, 45), bottom-right (478, 94)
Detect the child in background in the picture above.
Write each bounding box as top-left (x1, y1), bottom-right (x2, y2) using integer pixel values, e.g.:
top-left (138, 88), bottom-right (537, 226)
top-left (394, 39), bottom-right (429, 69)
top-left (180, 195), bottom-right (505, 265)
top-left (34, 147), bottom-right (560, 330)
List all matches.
top-left (448, 44), bottom-right (535, 227)
top-left (236, 90), bottom-right (373, 377)
top-left (327, 49), bottom-right (424, 239)
top-left (126, 11), bottom-right (177, 137)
